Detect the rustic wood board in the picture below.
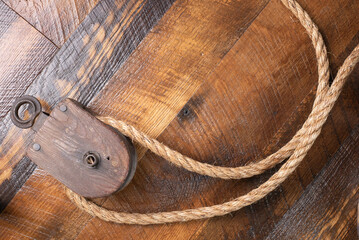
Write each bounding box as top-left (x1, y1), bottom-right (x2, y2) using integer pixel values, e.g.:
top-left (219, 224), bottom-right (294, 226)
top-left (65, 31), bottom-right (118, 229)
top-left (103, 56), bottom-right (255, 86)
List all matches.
top-left (0, 0), bottom-right (359, 239)
top-left (0, 1), bottom-right (57, 211)
top-left (0, 0), bottom-right (271, 238)
top-left (0, 0), bottom-right (100, 210)
top-left (266, 126), bottom-right (359, 240)
top-left (0, 1), bottom-right (57, 120)
top-left (3, 0), bottom-right (100, 47)
top-left (73, 0), bottom-right (359, 239)
top-left (0, 0), bottom-right (103, 205)
top-left (0, 0), bottom-right (176, 211)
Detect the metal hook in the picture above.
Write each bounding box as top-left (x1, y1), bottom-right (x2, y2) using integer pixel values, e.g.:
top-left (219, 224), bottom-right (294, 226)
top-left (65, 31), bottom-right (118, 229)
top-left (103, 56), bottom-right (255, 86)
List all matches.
top-left (10, 95), bottom-right (42, 129)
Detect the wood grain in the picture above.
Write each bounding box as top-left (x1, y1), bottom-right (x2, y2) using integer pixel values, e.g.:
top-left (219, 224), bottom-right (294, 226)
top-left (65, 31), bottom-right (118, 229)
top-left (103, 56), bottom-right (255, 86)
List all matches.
top-left (75, 0), bottom-right (359, 239)
top-left (0, 1), bottom-right (57, 210)
top-left (0, 0), bottom-right (271, 238)
top-left (27, 99), bottom-right (136, 198)
top-left (90, 0), bottom-right (270, 149)
top-left (3, 0), bottom-right (99, 47)
top-left (0, 1), bottom-right (57, 120)
top-left (0, 0), bottom-right (359, 239)
top-left (266, 126), bottom-right (359, 240)
top-left (0, 0), bottom-right (175, 210)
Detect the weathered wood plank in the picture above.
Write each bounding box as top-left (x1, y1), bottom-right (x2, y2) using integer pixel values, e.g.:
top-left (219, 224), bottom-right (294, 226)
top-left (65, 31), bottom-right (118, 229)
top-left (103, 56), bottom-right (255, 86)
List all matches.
top-left (183, 1), bottom-right (359, 238)
top-left (26, 99), bottom-right (136, 198)
top-left (3, 0), bottom-right (99, 46)
top-left (0, 1), bottom-right (57, 210)
top-left (1, 0), bottom-right (358, 239)
top-left (265, 126), bottom-right (359, 240)
top-left (90, 0), bottom-right (270, 147)
top-left (74, 0), bottom-right (359, 239)
top-left (0, 0), bottom-right (175, 212)
top-left (0, 1), bottom-right (57, 119)
top-left (0, 0), bottom-right (271, 238)
top-left (0, 157), bottom-right (35, 212)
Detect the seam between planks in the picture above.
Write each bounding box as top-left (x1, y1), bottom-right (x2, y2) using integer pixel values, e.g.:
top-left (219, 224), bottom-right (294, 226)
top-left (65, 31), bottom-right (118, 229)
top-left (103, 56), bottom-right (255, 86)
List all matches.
top-left (0, 0), bottom-right (59, 47)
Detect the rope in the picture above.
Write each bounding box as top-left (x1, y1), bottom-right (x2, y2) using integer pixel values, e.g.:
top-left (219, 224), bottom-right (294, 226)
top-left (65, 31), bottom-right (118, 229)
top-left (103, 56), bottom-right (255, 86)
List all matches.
top-left (66, 0), bottom-right (359, 224)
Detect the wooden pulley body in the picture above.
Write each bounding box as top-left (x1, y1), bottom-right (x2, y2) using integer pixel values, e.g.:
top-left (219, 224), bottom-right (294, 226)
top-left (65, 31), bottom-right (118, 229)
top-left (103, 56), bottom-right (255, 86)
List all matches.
top-left (10, 96), bottom-right (137, 198)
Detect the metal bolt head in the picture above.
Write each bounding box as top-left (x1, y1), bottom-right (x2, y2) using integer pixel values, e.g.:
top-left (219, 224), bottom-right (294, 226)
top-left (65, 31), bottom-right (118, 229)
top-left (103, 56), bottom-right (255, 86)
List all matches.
top-left (83, 151), bottom-right (100, 168)
top-left (59, 105), bottom-right (67, 112)
top-left (33, 143), bottom-right (41, 151)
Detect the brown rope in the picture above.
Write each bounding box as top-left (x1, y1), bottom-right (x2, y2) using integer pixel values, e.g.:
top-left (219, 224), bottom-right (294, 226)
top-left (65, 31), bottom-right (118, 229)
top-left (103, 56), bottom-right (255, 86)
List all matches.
top-left (66, 0), bottom-right (359, 225)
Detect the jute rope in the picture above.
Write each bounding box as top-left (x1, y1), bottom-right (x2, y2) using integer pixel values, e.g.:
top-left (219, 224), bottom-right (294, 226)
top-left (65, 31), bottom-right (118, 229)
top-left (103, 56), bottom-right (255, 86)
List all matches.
top-left (66, 0), bottom-right (359, 224)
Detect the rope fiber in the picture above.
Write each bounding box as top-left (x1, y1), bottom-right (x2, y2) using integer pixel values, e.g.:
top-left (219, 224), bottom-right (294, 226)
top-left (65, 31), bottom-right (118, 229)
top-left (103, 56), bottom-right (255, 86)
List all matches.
top-left (66, 0), bottom-right (359, 225)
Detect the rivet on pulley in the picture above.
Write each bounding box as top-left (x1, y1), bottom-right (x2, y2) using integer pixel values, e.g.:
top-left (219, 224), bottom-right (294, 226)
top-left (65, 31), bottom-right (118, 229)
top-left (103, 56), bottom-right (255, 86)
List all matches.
top-left (33, 143), bottom-right (41, 151)
top-left (10, 96), bottom-right (137, 198)
top-left (59, 105), bottom-right (67, 112)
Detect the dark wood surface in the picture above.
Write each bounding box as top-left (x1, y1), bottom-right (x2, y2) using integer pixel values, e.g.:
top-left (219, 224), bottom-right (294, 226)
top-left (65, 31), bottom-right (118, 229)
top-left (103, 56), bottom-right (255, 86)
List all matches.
top-left (0, 0), bottom-right (358, 239)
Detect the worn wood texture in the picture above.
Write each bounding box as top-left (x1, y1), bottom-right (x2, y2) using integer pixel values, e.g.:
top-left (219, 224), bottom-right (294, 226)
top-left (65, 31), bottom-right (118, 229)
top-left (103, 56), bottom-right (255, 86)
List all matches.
top-left (265, 126), bottom-right (359, 239)
top-left (0, 0), bottom-right (271, 238)
top-left (0, 0), bottom-right (359, 239)
top-left (73, 1), bottom-right (359, 239)
top-left (0, 0), bottom-right (175, 211)
top-left (3, 0), bottom-right (99, 47)
top-left (0, 1), bottom-right (57, 210)
top-left (0, 1), bottom-right (57, 120)
top-left (26, 98), bottom-right (136, 198)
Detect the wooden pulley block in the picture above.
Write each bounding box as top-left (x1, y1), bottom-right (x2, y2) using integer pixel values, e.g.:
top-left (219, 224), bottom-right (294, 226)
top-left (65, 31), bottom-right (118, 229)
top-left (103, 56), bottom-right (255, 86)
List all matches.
top-left (10, 96), bottom-right (137, 198)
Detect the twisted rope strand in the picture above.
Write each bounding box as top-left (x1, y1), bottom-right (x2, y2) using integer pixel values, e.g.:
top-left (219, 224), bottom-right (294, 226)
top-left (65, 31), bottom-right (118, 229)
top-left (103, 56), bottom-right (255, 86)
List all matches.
top-left (66, 0), bottom-right (359, 225)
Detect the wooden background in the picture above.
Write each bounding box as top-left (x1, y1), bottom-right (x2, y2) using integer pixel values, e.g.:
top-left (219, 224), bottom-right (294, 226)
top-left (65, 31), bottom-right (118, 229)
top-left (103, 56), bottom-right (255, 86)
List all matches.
top-left (0, 0), bottom-right (358, 239)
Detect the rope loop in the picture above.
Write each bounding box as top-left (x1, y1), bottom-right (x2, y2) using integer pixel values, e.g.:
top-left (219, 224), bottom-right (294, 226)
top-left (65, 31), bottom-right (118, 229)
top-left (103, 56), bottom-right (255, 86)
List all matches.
top-left (66, 0), bottom-right (359, 225)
